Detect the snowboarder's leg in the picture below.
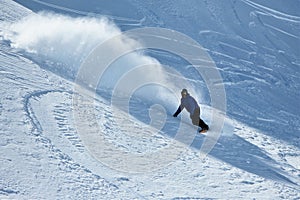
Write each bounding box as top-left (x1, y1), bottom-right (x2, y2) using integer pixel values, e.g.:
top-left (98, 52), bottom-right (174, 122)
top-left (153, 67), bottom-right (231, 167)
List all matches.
top-left (199, 118), bottom-right (209, 130)
top-left (191, 108), bottom-right (209, 131)
top-left (191, 109), bottom-right (200, 126)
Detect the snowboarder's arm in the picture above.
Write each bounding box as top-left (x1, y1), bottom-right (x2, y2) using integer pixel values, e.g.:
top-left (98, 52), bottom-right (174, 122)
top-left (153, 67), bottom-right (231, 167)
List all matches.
top-left (173, 106), bottom-right (183, 117)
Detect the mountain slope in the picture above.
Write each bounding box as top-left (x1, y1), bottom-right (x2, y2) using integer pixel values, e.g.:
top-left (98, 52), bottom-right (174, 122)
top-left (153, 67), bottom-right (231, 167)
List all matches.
top-left (13, 0), bottom-right (300, 143)
top-left (0, 0), bottom-right (299, 199)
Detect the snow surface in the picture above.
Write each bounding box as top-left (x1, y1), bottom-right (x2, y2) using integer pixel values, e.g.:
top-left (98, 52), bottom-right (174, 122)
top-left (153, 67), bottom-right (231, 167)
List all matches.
top-left (0, 0), bottom-right (299, 199)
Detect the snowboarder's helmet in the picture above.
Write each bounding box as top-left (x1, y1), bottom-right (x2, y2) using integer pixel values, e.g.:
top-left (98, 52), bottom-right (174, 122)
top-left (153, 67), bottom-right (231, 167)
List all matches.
top-left (181, 89), bottom-right (188, 96)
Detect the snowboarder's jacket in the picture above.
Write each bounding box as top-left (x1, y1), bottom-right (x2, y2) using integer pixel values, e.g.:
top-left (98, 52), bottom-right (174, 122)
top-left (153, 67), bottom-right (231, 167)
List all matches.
top-left (173, 94), bottom-right (199, 117)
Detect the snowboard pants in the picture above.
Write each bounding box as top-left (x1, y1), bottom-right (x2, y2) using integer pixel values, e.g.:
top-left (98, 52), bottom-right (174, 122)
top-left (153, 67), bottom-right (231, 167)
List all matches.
top-left (190, 107), bottom-right (209, 130)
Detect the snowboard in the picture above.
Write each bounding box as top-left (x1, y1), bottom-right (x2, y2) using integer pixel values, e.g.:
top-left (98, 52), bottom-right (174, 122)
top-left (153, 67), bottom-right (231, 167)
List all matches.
top-left (197, 127), bottom-right (208, 134)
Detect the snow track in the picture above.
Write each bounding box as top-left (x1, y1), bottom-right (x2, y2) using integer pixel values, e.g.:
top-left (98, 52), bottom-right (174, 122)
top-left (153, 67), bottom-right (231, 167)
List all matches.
top-left (24, 90), bottom-right (145, 199)
top-left (242, 0), bottom-right (300, 22)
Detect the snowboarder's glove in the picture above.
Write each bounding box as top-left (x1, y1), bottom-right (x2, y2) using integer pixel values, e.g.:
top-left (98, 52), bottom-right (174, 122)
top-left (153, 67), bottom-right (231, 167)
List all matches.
top-left (173, 106), bottom-right (181, 117)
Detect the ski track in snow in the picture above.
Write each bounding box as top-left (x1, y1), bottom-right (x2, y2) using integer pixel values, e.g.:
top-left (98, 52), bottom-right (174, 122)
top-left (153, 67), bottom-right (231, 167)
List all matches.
top-left (25, 90), bottom-right (148, 199)
top-left (1, 0), bottom-right (300, 199)
top-left (241, 0), bottom-right (300, 23)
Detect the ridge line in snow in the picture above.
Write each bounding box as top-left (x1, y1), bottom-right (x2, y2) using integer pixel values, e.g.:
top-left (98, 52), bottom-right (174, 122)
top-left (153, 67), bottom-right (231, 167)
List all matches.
top-left (242, 0), bottom-right (300, 22)
top-left (29, 0), bottom-right (143, 23)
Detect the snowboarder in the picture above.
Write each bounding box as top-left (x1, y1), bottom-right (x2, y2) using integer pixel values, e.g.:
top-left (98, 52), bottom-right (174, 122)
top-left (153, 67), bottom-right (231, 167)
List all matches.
top-left (173, 89), bottom-right (209, 133)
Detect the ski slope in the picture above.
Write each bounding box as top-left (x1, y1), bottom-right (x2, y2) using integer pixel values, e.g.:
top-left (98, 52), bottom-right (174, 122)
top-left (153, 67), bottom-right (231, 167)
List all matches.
top-left (0, 0), bottom-right (299, 199)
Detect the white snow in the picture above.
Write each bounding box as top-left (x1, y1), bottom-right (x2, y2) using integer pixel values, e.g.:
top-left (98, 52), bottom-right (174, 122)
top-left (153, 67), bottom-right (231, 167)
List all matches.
top-left (0, 0), bottom-right (299, 199)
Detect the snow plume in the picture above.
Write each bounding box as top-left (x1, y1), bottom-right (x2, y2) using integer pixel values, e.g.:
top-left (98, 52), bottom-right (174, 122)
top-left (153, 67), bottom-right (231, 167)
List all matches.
top-left (1, 12), bottom-right (120, 72)
top-left (1, 12), bottom-right (187, 108)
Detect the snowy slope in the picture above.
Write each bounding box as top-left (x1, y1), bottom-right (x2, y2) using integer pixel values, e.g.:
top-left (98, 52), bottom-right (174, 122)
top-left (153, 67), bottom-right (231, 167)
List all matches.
top-left (0, 0), bottom-right (300, 199)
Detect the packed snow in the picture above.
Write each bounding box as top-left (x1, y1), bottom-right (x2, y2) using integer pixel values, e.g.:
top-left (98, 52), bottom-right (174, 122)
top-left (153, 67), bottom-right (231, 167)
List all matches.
top-left (0, 0), bottom-right (299, 199)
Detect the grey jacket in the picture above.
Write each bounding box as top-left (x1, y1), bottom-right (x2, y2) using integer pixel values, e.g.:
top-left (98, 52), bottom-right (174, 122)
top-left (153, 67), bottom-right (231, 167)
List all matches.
top-left (173, 94), bottom-right (199, 116)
